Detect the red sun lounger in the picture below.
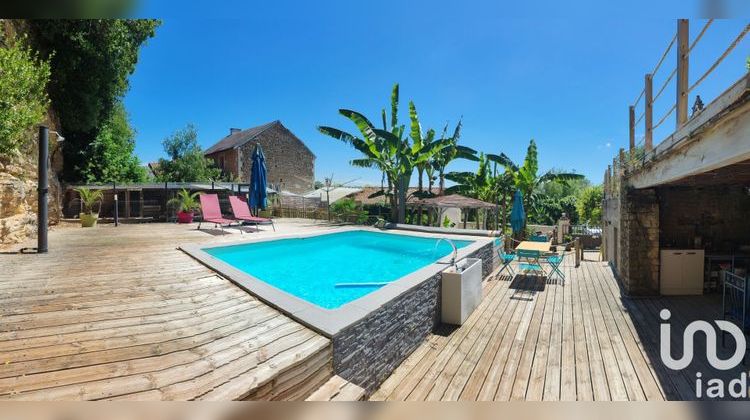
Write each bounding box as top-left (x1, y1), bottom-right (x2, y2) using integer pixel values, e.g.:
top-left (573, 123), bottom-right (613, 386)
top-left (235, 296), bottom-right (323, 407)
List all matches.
top-left (198, 193), bottom-right (238, 235)
top-left (228, 195), bottom-right (276, 232)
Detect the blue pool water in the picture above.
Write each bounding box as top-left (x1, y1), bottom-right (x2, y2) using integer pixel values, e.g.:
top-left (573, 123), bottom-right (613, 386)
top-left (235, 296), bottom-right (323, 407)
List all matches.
top-left (204, 230), bottom-right (473, 309)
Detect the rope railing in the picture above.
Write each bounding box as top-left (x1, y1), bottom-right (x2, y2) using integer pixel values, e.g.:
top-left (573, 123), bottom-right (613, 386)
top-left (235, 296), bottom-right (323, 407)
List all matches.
top-left (633, 32), bottom-right (678, 107)
top-left (688, 22), bottom-right (750, 93)
top-left (634, 111), bottom-right (645, 126)
top-left (653, 103), bottom-right (677, 129)
top-left (688, 19), bottom-right (714, 53)
top-left (653, 67), bottom-right (677, 102)
top-left (633, 89), bottom-right (645, 108)
top-left (651, 33), bottom-right (677, 76)
top-left (625, 19), bottom-right (746, 162)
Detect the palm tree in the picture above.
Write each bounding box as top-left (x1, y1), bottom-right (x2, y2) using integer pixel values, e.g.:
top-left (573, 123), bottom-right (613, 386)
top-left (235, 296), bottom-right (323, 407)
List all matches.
top-left (75, 187), bottom-right (104, 215)
top-left (318, 84), bottom-right (447, 223)
top-left (488, 139), bottom-right (583, 216)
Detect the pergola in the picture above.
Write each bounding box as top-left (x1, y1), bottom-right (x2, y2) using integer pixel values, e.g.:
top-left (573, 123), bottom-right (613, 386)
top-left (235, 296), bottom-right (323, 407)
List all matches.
top-left (409, 194), bottom-right (497, 229)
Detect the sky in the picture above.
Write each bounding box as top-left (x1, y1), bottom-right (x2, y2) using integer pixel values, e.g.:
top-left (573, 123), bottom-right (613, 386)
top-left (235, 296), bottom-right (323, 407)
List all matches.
top-left (124, 1), bottom-right (750, 186)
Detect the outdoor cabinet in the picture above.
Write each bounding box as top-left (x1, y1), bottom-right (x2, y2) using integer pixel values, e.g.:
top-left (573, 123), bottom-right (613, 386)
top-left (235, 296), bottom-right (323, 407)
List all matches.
top-left (441, 258), bottom-right (483, 325)
top-left (660, 249), bottom-right (705, 295)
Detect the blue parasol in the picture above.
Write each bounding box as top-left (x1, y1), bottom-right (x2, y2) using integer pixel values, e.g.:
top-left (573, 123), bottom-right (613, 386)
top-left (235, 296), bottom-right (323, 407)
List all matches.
top-left (248, 144), bottom-right (268, 211)
top-left (510, 189), bottom-right (525, 234)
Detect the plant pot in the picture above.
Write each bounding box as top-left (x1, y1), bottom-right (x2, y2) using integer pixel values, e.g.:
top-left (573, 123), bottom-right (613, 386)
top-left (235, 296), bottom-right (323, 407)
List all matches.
top-left (176, 211), bottom-right (195, 224)
top-left (80, 213), bottom-right (99, 228)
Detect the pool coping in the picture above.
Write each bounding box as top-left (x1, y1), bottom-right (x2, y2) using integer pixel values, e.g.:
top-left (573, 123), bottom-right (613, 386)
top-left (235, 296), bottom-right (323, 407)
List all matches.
top-left (180, 226), bottom-right (494, 337)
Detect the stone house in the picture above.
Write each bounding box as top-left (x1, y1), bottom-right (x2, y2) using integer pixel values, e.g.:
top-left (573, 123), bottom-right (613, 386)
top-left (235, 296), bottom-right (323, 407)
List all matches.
top-left (204, 120), bottom-right (315, 194)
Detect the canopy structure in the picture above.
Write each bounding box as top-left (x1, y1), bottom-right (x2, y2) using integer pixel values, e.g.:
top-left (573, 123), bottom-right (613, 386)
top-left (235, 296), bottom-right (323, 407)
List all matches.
top-left (412, 194), bottom-right (497, 210)
top-left (409, 194), bottom-right (497, 230)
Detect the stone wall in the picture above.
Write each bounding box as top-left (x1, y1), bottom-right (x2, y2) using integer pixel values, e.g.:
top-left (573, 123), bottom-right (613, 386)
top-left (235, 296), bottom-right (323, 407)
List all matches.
top-left (237, 124), bottom-right (314, 194)
top-left (659, 185), bottom-right (750, 251)
top-left (332, 241), bottom-right (497, 393)
top-left (618, 187), bottom-right (660, 295)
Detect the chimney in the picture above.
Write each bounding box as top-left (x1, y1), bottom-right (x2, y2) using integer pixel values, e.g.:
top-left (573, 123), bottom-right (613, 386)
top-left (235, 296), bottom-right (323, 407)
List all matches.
top-left (229, 128), bottom-right (241, 135)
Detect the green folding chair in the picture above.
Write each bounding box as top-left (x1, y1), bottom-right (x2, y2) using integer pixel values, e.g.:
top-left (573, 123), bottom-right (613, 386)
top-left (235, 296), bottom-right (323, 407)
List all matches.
top-left (517, 249), bottom-right (546, 276)
top-left (498, 250), bottom-right (516, 277)
top-left (546, 251), bottom-right (566, 285)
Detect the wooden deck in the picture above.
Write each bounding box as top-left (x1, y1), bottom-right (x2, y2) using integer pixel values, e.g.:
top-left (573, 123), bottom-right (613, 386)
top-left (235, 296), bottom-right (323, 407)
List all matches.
top-left (3, 222), bottom-right (744, 401)
top-left (0, 221), bottom-right (336, 400)
top-left (371, 252), bottom-right (745, 401)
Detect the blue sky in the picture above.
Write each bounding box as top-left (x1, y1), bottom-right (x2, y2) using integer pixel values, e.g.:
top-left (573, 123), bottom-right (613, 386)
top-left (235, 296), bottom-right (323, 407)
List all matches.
top-left (125, 2), bottom-right (749, 186)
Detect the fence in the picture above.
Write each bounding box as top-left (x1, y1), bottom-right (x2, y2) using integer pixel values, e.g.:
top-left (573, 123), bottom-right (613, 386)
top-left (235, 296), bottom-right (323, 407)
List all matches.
top-left (63, 182), bottom-right (324, 222)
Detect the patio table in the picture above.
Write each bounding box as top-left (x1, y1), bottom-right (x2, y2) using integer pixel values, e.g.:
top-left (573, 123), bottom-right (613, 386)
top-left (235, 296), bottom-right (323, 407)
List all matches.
top-left (515, 241), bottom-right (553, 253)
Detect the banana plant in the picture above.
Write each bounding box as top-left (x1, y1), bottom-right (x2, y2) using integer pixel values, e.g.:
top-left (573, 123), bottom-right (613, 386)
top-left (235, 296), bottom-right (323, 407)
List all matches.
top-left (408, 101), bottom-right (437, 196)
top-left (431, 120), bottom-right (479, 194)
top-left (318, 83), bottom-right (448, 223)
top-left (487, 139), bottom-right (583, 212)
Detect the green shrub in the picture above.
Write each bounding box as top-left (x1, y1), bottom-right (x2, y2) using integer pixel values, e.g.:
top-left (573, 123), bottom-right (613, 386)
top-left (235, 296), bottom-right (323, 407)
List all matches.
top-left (330, 198), bottom-right (368, 223)
top-left (0, 36), bottom-right (51, 156)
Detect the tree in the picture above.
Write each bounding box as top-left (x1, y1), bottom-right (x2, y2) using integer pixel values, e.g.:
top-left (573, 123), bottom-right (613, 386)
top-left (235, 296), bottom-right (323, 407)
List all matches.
top-left (78, 102), bottom-right (147, 183)
top-left (28, 19), bottom-right (160, 181)
top-left (431, 121), bottom-right (478, 194)
top-left (576, 185), bottom-right (604, 224)
top-left (318, 83), bottom-right (447, 223)
top-left (155, 124), bottom-right (223, 182)
top-left (488, 139), bottom-right (583, 212)
top-left (408, 101), bottom-right (437, 195)
top-left (445, 153), bottom-right (493, 200)
top-left (0, 35), bottom-right (50, 156)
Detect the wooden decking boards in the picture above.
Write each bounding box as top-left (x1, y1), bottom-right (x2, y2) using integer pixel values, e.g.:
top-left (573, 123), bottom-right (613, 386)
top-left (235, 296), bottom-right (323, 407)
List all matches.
top-left (0, 222), bottom-right (334, 400)
top-left (2, 222), bottom-right (744, 401)
top-left (371, 252), bottom-right (746, 401)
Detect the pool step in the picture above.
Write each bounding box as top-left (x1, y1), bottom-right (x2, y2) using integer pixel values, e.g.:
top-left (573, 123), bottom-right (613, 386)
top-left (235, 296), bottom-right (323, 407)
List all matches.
top-left (305, 375), bottom-right (366, 401)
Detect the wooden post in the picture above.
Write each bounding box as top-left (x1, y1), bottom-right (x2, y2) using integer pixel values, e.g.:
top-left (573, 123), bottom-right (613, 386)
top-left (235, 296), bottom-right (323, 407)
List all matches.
top-left (628, 105), bottom-right (635, 151)
top-left (575, 237), bottom-right (581, 268)
top-left (645, 73), bottom-right (653, 151)
top-left (676, 19), bottom-right (689, 128)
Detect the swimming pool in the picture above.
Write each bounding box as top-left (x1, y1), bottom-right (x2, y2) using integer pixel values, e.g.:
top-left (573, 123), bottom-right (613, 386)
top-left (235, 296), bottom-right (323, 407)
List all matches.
top-left (202, 230), bottom-right (472, 309)
top-left (182, 227), bottom-right (496, 389)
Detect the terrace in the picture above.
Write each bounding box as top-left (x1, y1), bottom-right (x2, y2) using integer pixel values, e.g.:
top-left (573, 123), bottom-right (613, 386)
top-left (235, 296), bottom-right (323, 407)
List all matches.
top-left (1, 222), bottom-right (743, 400)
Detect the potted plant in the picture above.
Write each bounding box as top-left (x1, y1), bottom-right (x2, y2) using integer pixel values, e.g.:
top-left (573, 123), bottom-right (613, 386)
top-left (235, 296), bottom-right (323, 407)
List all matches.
top-left (76, 187), bottom-right (103, 228)
top-left (168, 189), bottom-right (200, 223)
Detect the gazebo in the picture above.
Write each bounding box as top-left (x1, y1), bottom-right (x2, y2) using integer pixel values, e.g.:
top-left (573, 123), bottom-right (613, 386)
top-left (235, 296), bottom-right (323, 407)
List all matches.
top-left (409, 194), bottom-right (497, 229)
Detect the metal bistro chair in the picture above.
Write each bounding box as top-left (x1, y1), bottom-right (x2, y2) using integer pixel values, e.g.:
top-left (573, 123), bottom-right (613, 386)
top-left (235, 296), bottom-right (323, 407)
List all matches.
top-left (494, 238), bottom-right (516, 277)
top-left (546, 251), bottom-right (566, 285)
top-left (530, 234), bottom-right (548, 242)
top-left (517, 249), bottom-right (546, 277)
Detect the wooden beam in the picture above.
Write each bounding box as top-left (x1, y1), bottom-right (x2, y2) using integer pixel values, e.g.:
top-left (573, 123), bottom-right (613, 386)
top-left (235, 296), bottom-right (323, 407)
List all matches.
top-left (676, 19), bottom-right (689, 128)
top-left (629, 105), bottom-right (635, 150)
top-left (645, 73), bottom-right (654, 151)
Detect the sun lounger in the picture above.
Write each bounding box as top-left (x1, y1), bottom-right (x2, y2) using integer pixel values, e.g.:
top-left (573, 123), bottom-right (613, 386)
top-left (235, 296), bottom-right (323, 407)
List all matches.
top-left (198, 193), bottom-right (238, 235)
top-left (228, 195), bottom-right (275, 232)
